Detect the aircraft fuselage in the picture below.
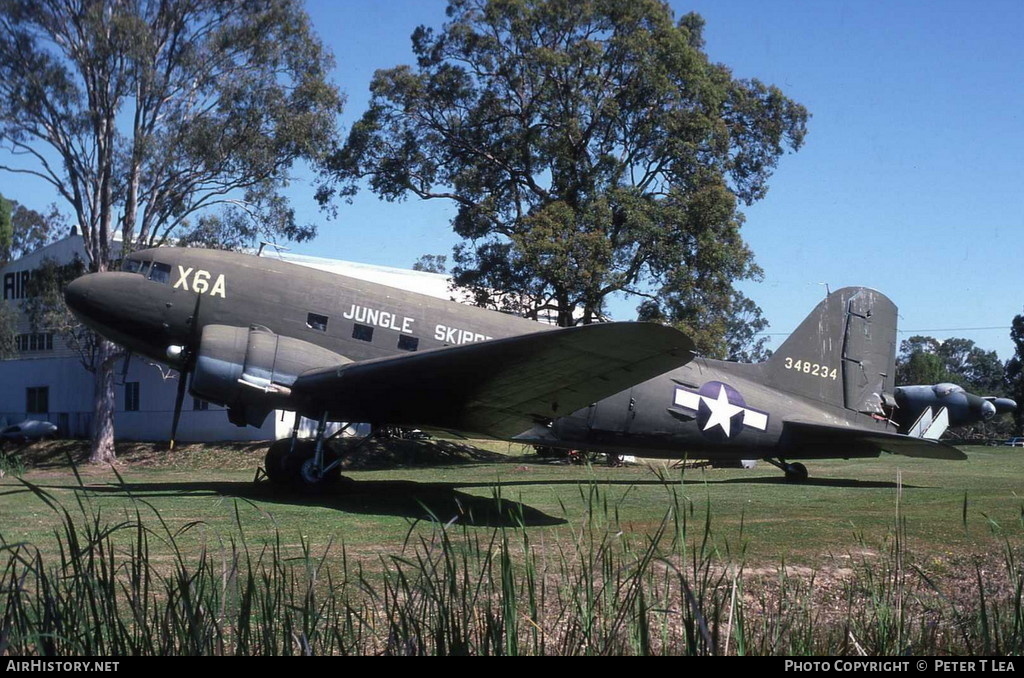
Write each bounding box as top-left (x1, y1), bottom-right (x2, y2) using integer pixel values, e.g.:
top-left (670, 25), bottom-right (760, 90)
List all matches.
top-left (66, 247), bottom-right (929, 469)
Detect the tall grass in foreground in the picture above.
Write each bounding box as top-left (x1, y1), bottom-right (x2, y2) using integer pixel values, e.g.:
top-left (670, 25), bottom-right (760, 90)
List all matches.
top-left (1, 474), bottom-right (1022, 655)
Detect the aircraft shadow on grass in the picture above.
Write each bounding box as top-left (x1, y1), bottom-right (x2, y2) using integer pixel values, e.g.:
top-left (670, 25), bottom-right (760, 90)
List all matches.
top-left (706, 476), bottom-right (921, 489)
top-left (62, 478), bottom-right (568, 528)
top-left (9, 470), bottom-right (920, 529)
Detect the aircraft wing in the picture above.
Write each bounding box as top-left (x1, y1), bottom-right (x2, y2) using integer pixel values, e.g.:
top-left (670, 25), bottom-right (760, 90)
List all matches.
top-left (293, 322), bottom-right (694, 438)
top-left (783, 421), bottom-right (967, 460)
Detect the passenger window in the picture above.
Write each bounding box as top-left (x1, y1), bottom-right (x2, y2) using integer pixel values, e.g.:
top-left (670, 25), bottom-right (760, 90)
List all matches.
top-left (307, 313), bottom-right (329, 332)
top-left (398, 335), bottom-right (419, 351)
top-left (352, 324), bottom-right (373, 342)
top-left (149, 262), bottom-right (171, 284)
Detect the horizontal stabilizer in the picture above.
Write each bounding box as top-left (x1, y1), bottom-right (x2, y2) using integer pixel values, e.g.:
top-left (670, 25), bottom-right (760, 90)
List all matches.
top-left (783, 421), bottom-right (966, 460)
top-left (294, 322), bottom-right (694, 438)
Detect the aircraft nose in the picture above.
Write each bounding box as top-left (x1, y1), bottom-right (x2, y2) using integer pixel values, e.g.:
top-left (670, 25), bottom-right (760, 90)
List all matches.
top-left (64, 274), bottom-right (93, 317)
top-left (64, 272), bottom-right (147, 328)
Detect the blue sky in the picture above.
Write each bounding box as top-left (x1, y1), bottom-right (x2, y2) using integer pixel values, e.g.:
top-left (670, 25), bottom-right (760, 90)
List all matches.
top-left (4, 0), bottom-right (1022, 360)
top-left (298, 0), bottom-right (1024, 360)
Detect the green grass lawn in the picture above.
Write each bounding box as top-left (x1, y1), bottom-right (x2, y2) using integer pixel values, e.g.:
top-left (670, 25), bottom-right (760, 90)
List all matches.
top-left (2, 439), bottom-right (1022, 655)
top-left (2, 440), bottom-right (1021, 567)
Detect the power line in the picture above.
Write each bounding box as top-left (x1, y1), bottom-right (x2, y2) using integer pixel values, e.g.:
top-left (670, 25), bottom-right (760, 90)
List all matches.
top-left (755, 326), bottom-right (1011, 337)
top-left (898, 327), bottom-right (1010, 333)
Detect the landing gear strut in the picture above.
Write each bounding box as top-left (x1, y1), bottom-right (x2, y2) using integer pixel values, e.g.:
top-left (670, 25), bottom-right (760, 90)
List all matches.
top-left (765, 458), bottom-right (809, 483)
top-left (264, 438), bottom-right (340, 487)
top-left (262, 416), bottom-right (369, 491)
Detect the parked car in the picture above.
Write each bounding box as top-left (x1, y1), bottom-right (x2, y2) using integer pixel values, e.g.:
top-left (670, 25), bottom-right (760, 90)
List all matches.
top-left (0, 420), bottom-right (58, 442)
top-left (1002, 437), bottom-right (1024, 447)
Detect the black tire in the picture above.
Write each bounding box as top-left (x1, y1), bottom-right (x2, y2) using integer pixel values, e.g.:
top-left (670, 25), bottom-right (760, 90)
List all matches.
top-left (264, 439), bottom-right (299, 485)
top-left (784, 462), bottom-right (809, 483)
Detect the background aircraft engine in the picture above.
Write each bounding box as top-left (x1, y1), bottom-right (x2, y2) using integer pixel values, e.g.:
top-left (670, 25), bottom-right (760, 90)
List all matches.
top-left (190, 324), bottom-right (349, 427)
top-left (892, 383), bottom-right (1016, 435)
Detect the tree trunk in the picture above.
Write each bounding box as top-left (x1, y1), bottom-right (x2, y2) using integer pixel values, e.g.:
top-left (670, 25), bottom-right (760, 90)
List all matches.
top-left (89, 338), bottom-right (118, 464)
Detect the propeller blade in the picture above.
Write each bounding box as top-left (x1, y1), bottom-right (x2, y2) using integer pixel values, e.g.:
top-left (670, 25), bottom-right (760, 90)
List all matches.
top-left (170, 370), bottom-right (188, 450)
top-left (169, 290), bottom-right (203, 450)
top-left (120, 351), bottom-right (132, 383)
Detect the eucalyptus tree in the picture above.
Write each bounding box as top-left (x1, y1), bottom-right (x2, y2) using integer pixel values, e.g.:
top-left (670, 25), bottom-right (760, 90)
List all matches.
top-left (320, 0), bottom-right (807, 345)
top-left (0, 0), bottom-right (343, 461)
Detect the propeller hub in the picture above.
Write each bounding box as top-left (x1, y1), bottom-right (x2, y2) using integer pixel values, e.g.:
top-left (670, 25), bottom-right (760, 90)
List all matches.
top-left (166, 344), bottom-right (186, 362)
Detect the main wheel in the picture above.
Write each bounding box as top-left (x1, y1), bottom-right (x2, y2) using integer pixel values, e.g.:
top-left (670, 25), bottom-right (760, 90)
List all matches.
top-left (262, 440), bottom-right (305, 489)
top-left (784, 462), bottom-right (809, 483)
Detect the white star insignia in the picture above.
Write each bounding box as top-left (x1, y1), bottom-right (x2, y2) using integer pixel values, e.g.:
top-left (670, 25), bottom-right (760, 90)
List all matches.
top-left (672, 383), bottom-right (770, 436)
top-left (701, 384), bottom-right (745, 438)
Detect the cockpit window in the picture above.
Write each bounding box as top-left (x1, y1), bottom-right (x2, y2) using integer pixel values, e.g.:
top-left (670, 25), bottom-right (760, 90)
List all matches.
top-left (138, 261), bottom-right (152, 277)
top-left (149, 262), bottom-right (172, 284)
top-left (124, 259), bottom-right (142, 274)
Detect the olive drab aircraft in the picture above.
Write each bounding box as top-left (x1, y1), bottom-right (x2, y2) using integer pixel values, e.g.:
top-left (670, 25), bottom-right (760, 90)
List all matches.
top-left (65, 247), bottom-right (968, 488)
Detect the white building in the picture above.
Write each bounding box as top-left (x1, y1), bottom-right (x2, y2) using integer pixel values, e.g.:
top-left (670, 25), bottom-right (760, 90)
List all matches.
top-left (0, 234), bottom-right (460, 442)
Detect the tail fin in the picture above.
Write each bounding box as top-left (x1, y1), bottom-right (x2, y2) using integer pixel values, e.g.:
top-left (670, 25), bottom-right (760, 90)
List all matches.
top-left (765, 287), bottom-right (897, 414)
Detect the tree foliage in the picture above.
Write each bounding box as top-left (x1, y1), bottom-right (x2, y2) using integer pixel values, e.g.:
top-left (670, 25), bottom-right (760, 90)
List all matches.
top-left (0, 193), bottom-right (60, 359)
top-left (1006, 312), bottom-right (1024, 435)
top-left (896, 334), bottom-right (1005, 394)
top-left (0, 0), bottom-right (342, 462)
top-left (413, 254), bottom-right (448, 274)
top-left (0, 0), bottom-right (342, 267)
top-left (0, 193), bottom-right (61, 263)
top-left (320, 0), bottom-right (807, 337)
top-left (24, 257), bottom-right (93, 370)
top-left (0, 194), bottom-right (11, 263)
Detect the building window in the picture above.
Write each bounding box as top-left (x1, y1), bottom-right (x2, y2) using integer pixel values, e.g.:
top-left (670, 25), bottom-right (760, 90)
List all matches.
top-left (26, 386), bottom-right (48, 414)
top-left (193, 397), bottom-right (209, 411)
top-left (397, 335), bottom-right (419, 351)
top-left (306, 312), bottom-right (329, 332)
top-left (124, 382), bottom-right (140, 412)
top-left (16, 332), bottom-right (53, 353)
top-left (148, 262), bottom-right (171, 284)
top-left (352, 323), bottom-right (374, 342)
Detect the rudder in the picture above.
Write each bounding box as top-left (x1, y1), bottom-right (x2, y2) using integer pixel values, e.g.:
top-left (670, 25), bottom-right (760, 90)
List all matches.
top-left (765, 287), bottom-right (897, 415)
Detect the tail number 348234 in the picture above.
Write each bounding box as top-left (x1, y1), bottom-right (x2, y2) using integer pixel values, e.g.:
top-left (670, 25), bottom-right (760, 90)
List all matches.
top-left (783, 357), bottom-right (837, 380)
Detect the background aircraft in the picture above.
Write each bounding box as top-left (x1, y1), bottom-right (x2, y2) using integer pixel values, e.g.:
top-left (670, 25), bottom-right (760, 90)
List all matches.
top-left (892, 383), bottom-right (1016, 440)
top-left (66, 248), bottom-right (967, 487)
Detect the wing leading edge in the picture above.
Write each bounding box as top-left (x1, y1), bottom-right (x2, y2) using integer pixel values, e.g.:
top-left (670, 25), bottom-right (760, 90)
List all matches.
top-left (293, 322), bottom-right (695, 438)
top-left (782, 421), bottom-right (967, 460)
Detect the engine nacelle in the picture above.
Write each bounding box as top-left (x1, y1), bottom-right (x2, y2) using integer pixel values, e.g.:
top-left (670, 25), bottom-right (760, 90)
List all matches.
top-left (892, 383), bottom-right (1015, 433)
top-left (190, 324), bottom-right (349, 427)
